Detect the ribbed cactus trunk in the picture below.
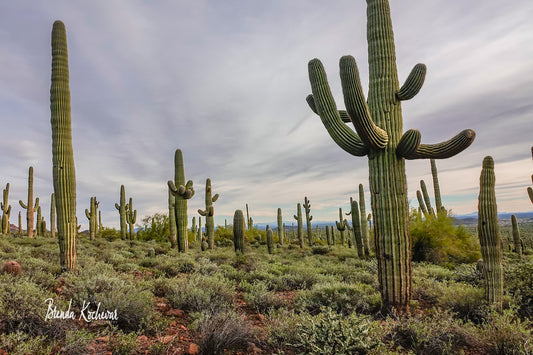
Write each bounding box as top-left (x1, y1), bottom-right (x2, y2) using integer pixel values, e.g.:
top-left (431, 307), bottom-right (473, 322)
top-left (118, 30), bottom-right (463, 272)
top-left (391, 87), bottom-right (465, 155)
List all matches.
top-left (266, 225), bottom-right (274, 254)
top-left (126, 197), bottom-right (137, 241)
top-left (277, 208), bottom-right (284, 245)
top-left (294, 203), bottom-right (304, 248)
top-left (168, 149), bottom-right (195, 252)
top-left (233, 210), bottom-right (245, 254)
top-left (326, 226), bottom-right (331, 246)
top-left (36, 205), bottom-right (42, 237)
top-left (348, 198), bottom-right (364, 258)
top-left (1, 183), bottom-right (11, 234)
top-left (50, 193), bottom-right (56, 238)
top-left (303, 197), bottom-right (313, 246)
top-left (18, 211), bottom-right (22, 235)
top-left (246, 203), bottom-right (252, 230)
top-left (115, 185), bottom-right (128, 240)
top-left (478, 156), bottom-right (503, 311)
top-left (198, 178), bottom-right (218, 249)
top-left (306, 0), bottom-right (475, 312)
top-left (511, 214), bottom-right (522, 256)
top-left (420, 180), bottom-right (435, 216)
top-left (50, 20), bottom-right (77, 272)
top-left (359, 184), bottom-right (370, 257)
top-left (19, 167), bottom-right (39, 238)
top-left (85, 196), bottom-right (98, 240)
top-left (197, 216), bottom-right (202, 242)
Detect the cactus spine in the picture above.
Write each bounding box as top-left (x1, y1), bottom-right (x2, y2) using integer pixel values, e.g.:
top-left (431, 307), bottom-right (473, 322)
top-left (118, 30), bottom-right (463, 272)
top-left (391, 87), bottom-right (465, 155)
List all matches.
top-left (277, 208), bottom-right (284, 245)
top-left (303, 197), bottom-right (313, 246)
top-left (511, 214), bottom-right (522, 256)
top-left (478, 156), bottom-right (503, 311)
top-left (115, 185), bottom-right (128, 240)
top-left (84, 196), bottom-right (99, 240)
top-left (126, 197), bottom-right (137, 240)
top-left (266, 225), bottom-right (274, 254)
top-left (347, 198), bottom-right (364, 258)
top-left (168, 149), bottom-right (195, 252)
top-left (294, 203), bottom-right (304, 248)
top-left (198, 178), bottom-right (218, 249)
top-left (51, 21), bottom-right (77, 271)
top-left (50, 193), bottom-right (56, 238)
top-left (233, 209), bottom-right (245, 254)
top-left (19, 167), bottom-right (39, 238)
top-left (359, 184), bottom-right (370, 257)
top-left (1, 183), bottom-right (11, 234)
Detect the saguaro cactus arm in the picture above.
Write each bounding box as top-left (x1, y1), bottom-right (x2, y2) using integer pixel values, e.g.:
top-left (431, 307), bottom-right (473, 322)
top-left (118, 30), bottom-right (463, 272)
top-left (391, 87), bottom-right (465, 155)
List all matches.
top-left (168, 180), bottom-right (195, 199)
top-left (397, 129), bottom-right (421, 158)
top-left (396, 63), bottom-right (426, 101)
top-left (403, 129), bottom-right (476, 160)
top-left (306, 95), bottom-right (352, 123)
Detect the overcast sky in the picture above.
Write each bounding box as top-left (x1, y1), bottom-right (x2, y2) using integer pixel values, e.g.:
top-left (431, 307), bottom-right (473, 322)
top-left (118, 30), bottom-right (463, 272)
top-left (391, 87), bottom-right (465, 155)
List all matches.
top-left (1, 0), bottom-right (532, 230)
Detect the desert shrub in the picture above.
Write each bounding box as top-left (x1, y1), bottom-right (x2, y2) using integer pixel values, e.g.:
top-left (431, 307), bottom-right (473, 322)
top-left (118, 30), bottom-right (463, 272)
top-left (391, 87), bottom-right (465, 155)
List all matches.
top-left (0, 332), bottom-right (54, 355)
top-left (108, 330), bottom-right (139, 355)
top-left (59, 329), bottom-right (96, 355)
top-left (410, 211), bottom-right (480, 264)
top-left (312, 246), bottom-right (330, 255)
top-left (241, 280), bottom-right (285, 313)
top-left (99, 227), bottom-right (121, 241)
top-left (505, 260), bottom-right (533, 318)
top-left (135, 213), bottom-right (169, 243)
top-left (150, 254), bottom-right (195, 276)
top-left (413, 262), bottom-right (456, 281)
top-left (295, 281), bottom-right (381, 315)
top-left (453, 263), bottom-right (484, 286)
top-left (192, 309), bottom-right (252, 355)
top-left (166, 274), bottom-right (234, 314)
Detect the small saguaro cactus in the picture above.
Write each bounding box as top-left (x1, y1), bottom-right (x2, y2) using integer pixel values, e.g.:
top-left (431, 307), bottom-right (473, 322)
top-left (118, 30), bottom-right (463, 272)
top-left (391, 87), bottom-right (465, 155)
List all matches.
top-left (420, 180), bottom-right (435, 216)
top-left (430, 159), bottom-right (445, 214)
top-left (191, 216), bottom-right (196, 234)
top-left (115, 185), bottom-right (128, 240)
top-left (51, 20), bottom-right (77, 272)
top-left (126, 197), bottom-right (137, 240)
top-left (416, 190), bottom-right (429, 218)
top-left (233, 209), bottom-right (245, 254)
top-left (305, 0), bottom-right (475, 312)
top-left (478, 156), bottom-right (503, 311)
top-left (336, 208), bottom-right (347, 246)
top-left (246, 203), bottom-right (252, 230)
top-left (294, 203), bottom-right (304, 248)
top-left (18, 211), bottom-right (22, 235)
top-left (358, 184), bottom-right (370, 257)
top-left (197, 216), bottom-right (202, 242)
top-left (198, 178), bottom-right (218, 249)
top-left (50, 193), bottom-right (56, 238)
top-left (36, 205), bottom-right (42, 237)
top-left (1, 183), bottom-right (11, 234)
top-left (330, 225), bottom-right (336, 245)
top-left (85, 196), bottom-right (99, 240)
top-left (347, 198), bottom-right (364, 258)
top-left (303, 197), bottom-right (313, 246)
top-left (326, 225), bottom-right (331, 246)
top-left (266, 225), bottom-right (274, 254)
top-left (277, 208), bottom-right (284, 245)
top-left (511, 214), bottom-right (522, 256)
top-left (168, 149), bottom-right (195, 252)
top-left (19, 167), bottom-right (39, 238)
top-left (98, 210), bottom-right (102, 234)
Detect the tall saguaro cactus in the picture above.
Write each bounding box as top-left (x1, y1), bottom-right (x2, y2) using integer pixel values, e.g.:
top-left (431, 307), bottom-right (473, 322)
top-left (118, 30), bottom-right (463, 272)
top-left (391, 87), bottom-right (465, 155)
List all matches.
top-left (1, 183), bottom-right (11, 234)
top-left (347, 198), bottom-right (364, 258)
top-left (126, 197), bottom-right (137, 240)
top-left (19, 166), bottom-right (39, 238)
top-left (305, 0), bottom-right (475, 312)
top-left (51, 20), bottom-right (77, 272)
top-left (233, 209), bottom-right (245, 254)
top-left (478, 156), bottom-right (503, 311)
top-left (303, 197), bottom-right (313, 246)
top-left (85, 196), bottom-right (99, 240)
top-left (277, 208), bottom-right (284, 245)
top-left (198, 178), bottom-right (218, 249)
top-left (168, 149), bottom-right (195, 251)
top-left (511, 214), bottom-right (522, 257)
top-left (336, 208), bottom-right (347, 246)
top-left (293, 203), bottom-right (304, 248)
top-left (115, 185), bottom-right (128, 240)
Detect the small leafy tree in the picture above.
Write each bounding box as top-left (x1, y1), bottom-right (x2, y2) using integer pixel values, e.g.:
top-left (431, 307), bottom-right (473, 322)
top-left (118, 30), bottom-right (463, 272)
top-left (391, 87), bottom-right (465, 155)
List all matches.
top-left (136, 213), bottom-right (169, 243)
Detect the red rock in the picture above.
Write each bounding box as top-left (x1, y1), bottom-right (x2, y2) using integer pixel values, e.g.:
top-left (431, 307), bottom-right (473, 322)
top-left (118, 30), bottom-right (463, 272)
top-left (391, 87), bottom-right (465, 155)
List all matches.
top-left (0, 261), bottom-right (21, 276)
top-left (167, 309), bottom-right (185, 317)
top-left (187, 343), bottom-right (199, 354)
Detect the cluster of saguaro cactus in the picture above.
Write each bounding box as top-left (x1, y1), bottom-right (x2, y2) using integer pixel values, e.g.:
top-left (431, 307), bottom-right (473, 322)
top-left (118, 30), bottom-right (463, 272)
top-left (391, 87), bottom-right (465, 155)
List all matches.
top-left (85, 196), bottom-right (99, 240)
top-left (266, 225), bottom-right (274, 254)
top-left (233, 210), bottom-right (245, 254)
top-left (51, 21), bottom-right (77, 272)
top-left (277, 208), bottom-right (284, 245)
top-left (303, 197), bottom-right (313, 246)
top-left (294, 203), bottom-right (304, 248)
top-left (50, 193), bottom-right (56, 238)
top-left (19, 167), bottom-right (39, 238)
top-left (115, 185), bottom-right (128, 240)
top-left (478, 156), bottom-right (503, 311)
top-left (347, 197), bottom-right (364, 258)
top-left (126, 197), bottom-right (137, 240)
top-left (305, 0), bottom-right (475, 311)
top-left (168, 149), bottom-right (195, 251)
top-left (246, 203), bottom-right (253, 230)
top-left (511, 214), bottom-right (522, 256)
top-left (336, 208), bottom-right (347, 246)
top-left (198, 178), bottom-right (218, 249)
top-left (1, 183), bottom-right (11, 234)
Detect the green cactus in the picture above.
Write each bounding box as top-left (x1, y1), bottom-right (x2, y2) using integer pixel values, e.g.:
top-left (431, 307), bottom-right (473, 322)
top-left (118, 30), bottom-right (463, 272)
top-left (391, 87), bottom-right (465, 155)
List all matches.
top-left (478, 156), bottom-right (503, 311)
top-left (191, 216), bottom-right (196, 234)
top-left (36, 205), bottom-right (42, 237)
top-left (198, 178), bottom-right (218, 249)
top-left (303, 197), bottom-right (313, 246)
top-left (336, 208), bottom-right (347, 246)
top-left (168, 149), bottom-right (195, 252)
top-left (420, 180), bottom-right (435, 216)
top-left (98, 210), bottom-right (102, 234)
top-left (246, 203), bottom-right (252, 230)
top-left (1, 183), bottom-right (11, 234)
top-left (305, 0), bottom-right (475, 312)
top-left (18, 211), bottom-right (22, 235)
top-left (84, 196), bottom-right (99, 240)
top-left (115, 185), bottom-right (128, 240)
top-left (40, 217), bottom-right (46, 236)
top-left (50, 193), bottom-right (56, 238)
top-left (19, 166), bottom-right (39, 238)
top-left (347, 198), bottom-right (364, 258)
top-left (528, 147), bottom-right (533, 204)
top-left (358, 184), bottom-right (370, 257)
top-left (326, 225), bottom-right (331, 246)
top-left (266, 225), bottom-right (274, 254)
top-left (197, 216), bottom-right (202, 242)
top-left (416, 190), bottom-right (429, 218)
top-left (126, 197), bottom-right (137, 240)
top-left (51, 20), bottom-right (77, 271)
top-left (293, 203), bottom-right (304, 248)
top-left (168, 188), bottom-right (176, 246)
top-left (511, 214), bottom-right (522, 256)
top-left (430, 159), bottom-right (446, 214)
top-left (233, 209), bottom-right (245, 254)
top-left (330, 225), bottom-right (336, 245)
top-left (277, 208), bottom-right (284, 245)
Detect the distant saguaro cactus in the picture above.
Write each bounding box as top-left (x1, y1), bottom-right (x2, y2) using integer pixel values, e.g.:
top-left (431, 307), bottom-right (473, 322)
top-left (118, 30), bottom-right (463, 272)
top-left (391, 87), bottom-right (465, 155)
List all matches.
top-left (246, 203), bottom-right (252, 230)
top-left (35, 205), bottom-right (42, 237)
top-left (511, 214), bottom-right (522, 256)
top-left (430, 159), bottom-right (445, 214)
top-left (347, 198), bottom-right (364, 258)
top-left (358, 184), bottom-right (370, 257)
top-left (191, 216), bottom-right (196, 234)
top-left (198, 178), bottom-right (218, 249)
top-left (51, 21), bottom-right (77, 272)
top-left (19, 167), bottom-right (39, 238)
top-left (168, 149), bottom-right (195, 251)
top-left (266, 225), bottom-right (274, 254)
top-left (1, 183), bottom-right (11, 234)
top-left (305, 0), bottom-right (475, 312)
top-left (233, 210), bottom-right (245, 254)
top-left (126, 197), bottom-right (137, 240)
top-left (336, 208), bottom-right (347, 246)
top-left (303, 197), bottom-right (313, 246)
top-left (50, 193), bottom-right (56, 238)
top-left (294, 203), bottom-right (304, 248)
top-left (419, 180), bottom-right (435, 216)
top-left (277, 208), bottom-right (284, 245)
top-left (115, 185), bottom-right (128, 240)
top-left (85, 196), bottom-right (99, 240)
top-left (478, 156), bottom-right (503, 311)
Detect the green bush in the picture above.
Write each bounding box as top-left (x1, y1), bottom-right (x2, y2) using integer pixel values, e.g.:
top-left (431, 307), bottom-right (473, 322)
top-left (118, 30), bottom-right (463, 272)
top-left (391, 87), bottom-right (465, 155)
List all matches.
top-left (136, 212), bottom-right (170, 243)
top-left (505, 260), bottom-right (533, 318)
top-left (242, 280), bottom-right (285, 313)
